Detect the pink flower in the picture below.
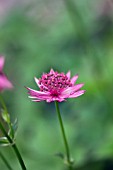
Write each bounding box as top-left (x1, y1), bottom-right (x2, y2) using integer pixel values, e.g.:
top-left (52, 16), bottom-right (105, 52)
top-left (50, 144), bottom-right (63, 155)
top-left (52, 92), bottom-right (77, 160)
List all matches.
top-left (26, 69), bottom-right (85, 102)
top-left (0, 56), bottom-right (13, 92)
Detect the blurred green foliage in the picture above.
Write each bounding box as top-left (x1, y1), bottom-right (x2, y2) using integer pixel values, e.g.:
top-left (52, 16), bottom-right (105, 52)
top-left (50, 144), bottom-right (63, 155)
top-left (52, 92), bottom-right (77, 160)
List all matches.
top-left (0, 0), bottom-right (113, 169)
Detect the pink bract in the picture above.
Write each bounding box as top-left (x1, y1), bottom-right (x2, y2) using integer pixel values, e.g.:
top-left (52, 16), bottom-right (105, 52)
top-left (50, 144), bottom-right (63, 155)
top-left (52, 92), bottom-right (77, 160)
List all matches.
top-left (0, 56), bottom-right (13, 92)
top-left (26, 69), bottom-right (85, 102)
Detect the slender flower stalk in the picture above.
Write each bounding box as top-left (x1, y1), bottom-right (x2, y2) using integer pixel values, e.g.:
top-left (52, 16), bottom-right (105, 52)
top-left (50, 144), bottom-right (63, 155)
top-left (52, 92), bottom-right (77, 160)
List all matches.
top-left (0, 95), bottom-right (8, 112)
top-left (0, 96), bottom-right (27, 170)
top-left (55, 101), bottom-right (73, 170)
top-left (0, 56), bottom-right (26, 169)
top-left (26, 69), bottom-right (85, 169)
top-left (0, 95), bottom-right (14, 138)
top-left (0, 121), bottom-right (27, 170)
top-left (0, 151), bottom-right (13, 170)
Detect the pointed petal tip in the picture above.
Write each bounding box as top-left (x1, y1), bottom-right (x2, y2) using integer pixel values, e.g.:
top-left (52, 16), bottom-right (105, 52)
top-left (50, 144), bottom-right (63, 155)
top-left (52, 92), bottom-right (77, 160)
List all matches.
top-left (75, 73), bottom-right (79, 78)
top-left (79, 83), bottom-right (84, 87)
top-left (69, 89), bottom-right (86, 98)
top-left (8, 82), bottom-right (13, 89)
top-left (34, 77), bottom-right (41, 87)
top-left (34, 76), bottom-right (38, 80)
top-left (32, 99), bottom-right (41, 102)
top-left (66, 70), bottom-right (71, 79)
top-left (24, 86), bottom-right (29, 90)
top-left (71, 74), bottom-right (79, 85)
top-left (50, 68), bottom-right (55, 74)
top-left (34, 76), bottom-right (37, 82)
top-left (74, 83), bottom-right (84, 91)
top-left (83, 90), bottom-right (86, 93)
top-left (0, 56), bottom-right (5, 71)
top-left (0, 56), bottom-right (5, 61)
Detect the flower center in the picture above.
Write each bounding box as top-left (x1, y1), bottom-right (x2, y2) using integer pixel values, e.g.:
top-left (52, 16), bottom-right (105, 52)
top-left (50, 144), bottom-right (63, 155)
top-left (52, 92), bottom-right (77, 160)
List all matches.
top-left (39, 71), bottom-right (72, 94)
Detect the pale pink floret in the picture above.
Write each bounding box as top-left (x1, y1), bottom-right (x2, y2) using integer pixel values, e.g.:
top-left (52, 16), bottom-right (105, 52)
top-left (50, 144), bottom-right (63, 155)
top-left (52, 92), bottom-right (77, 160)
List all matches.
top-left (0, 56), bottom-right (13, 92)
top-left (26, 69), bottom-right (85, 102)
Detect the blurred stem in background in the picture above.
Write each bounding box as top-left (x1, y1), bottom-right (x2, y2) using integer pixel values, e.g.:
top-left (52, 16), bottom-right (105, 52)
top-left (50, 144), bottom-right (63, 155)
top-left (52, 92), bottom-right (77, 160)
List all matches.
top-left (64, 0), bottom-right (112, 113)
top-left (0, 151), bottom-right (13, 170)
top-left (64, 0), bottom-right (88, 41)
top-left (0, 95), bottom-right (27, 170)
top-left (55, 101), bottom-right (73, 170)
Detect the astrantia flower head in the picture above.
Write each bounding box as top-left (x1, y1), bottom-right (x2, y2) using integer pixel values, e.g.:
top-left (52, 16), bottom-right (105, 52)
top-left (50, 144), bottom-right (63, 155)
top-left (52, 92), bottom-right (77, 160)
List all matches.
top-left (26, 69), bottom-right (85, 102)
top-left (0, 56), bottom-right (13, 92)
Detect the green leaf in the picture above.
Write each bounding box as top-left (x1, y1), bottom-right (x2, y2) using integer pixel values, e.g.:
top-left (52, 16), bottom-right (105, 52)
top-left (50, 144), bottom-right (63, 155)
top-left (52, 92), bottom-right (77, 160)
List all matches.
top-left (8, 119), bottom-right (18, 140)
top-left (12, 118), bottom-right (18, 133)
top-left (0, 137), bottom-right (10, 147)
top-left (1, 109), bottom-right (10, 124)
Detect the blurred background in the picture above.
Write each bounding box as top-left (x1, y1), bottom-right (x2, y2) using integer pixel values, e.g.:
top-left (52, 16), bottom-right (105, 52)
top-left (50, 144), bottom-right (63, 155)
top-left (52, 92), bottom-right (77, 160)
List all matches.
top-left (0, 0), bottom-right (113, 169)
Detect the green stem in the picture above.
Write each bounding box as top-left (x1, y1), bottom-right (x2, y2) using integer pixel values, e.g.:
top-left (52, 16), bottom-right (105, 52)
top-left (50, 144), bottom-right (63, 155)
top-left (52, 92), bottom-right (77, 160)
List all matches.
top-left (0, 95), bottom-right (8, 112)
top-left (0, 151), bottom-right (13, 170)
top-left (0, 95), bottom-right (14, 140)
top-left (0, 122), bottom-right (27, 170)
top-left (55, 101), bottom-right (73, 169)
top-left (0, 95), bottom-right (27, 170)
top-left (12, 144), bottom-right (27, 170)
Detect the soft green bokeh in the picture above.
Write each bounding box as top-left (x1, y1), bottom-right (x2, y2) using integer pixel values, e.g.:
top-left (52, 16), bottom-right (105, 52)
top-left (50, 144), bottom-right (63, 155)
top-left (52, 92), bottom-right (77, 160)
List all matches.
top-left (0, 0), bottom-right (113, 169)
